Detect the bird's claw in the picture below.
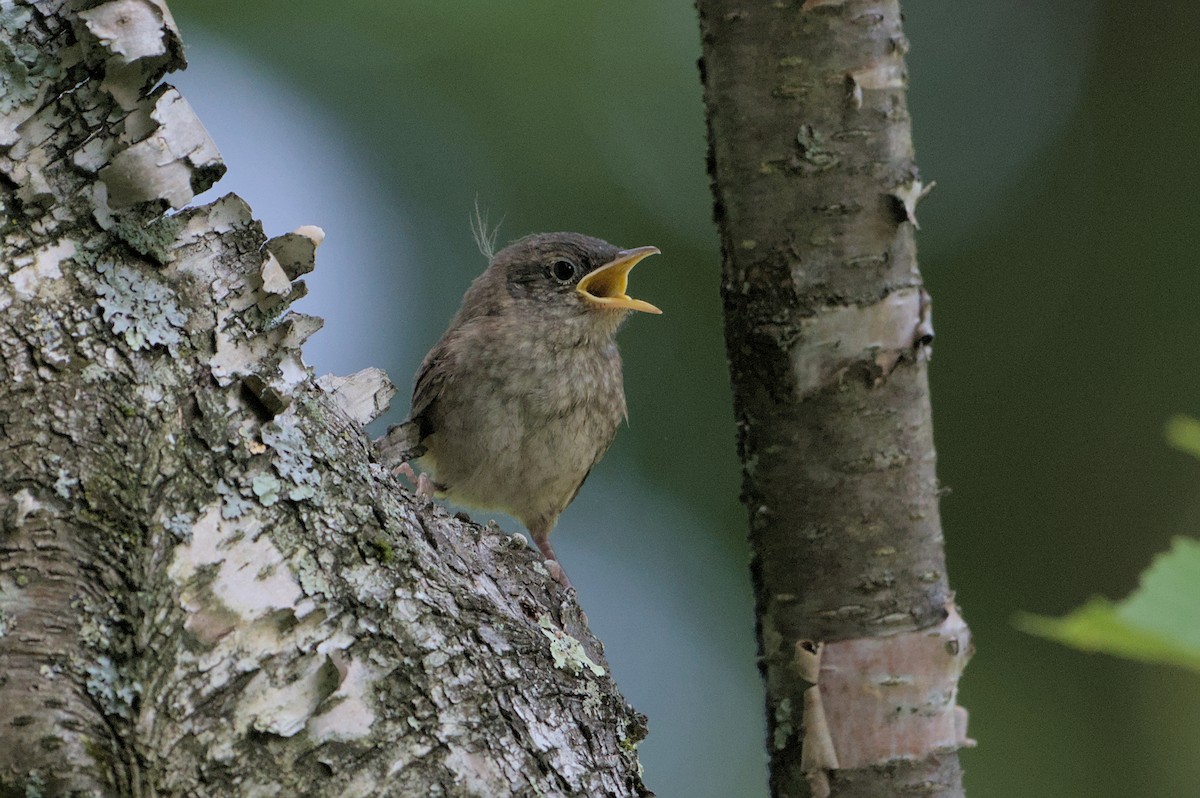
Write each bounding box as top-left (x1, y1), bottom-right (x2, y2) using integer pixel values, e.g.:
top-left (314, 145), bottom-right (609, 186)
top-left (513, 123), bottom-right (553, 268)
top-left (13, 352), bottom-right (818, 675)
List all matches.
top-left (544, 559), bottom-right (573, 591)
top-left (394, 462), bottom-right (435, 497)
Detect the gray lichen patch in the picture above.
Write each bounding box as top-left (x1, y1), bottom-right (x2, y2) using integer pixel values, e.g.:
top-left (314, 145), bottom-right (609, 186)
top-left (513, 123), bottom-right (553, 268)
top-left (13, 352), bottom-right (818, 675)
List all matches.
top-left (110, 213), bottom-right (183, 265)
top-left (95, 260), bottom-right (187, 351)
top-left (0, 4), bottom-right (63, 118)
top-left (164, 512), bottom-right (194, 541)
top-left (17, 769), bottom-right (44, 798)
top-left (54, 468), bottom-right (79, 499)
top-left (581, 680), bottom-right (603, 718)
top-left (262, 414), bottom-right (320, 503)
top-left (294, 550), bottom-right (333, 598)
top-left (251, 473), bottom-right (282, 506)
top-left (537, 615), bottom-right (605, 678)
top-left (82, 655), bottom-right (142, 720)
top-left (773, 696), bottom-right (793, 751)
top-left (216, 479), bottom-right (252, 519)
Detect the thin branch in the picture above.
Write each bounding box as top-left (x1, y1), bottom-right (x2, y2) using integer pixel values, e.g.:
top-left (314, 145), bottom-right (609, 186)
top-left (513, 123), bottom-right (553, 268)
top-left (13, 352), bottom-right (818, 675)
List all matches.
top-left (696, 2), bottom-right (972, 795)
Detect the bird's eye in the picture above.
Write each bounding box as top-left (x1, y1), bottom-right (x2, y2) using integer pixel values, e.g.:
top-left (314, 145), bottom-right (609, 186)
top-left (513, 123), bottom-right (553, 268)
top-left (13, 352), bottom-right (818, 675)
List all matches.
top-left (551, 259), bottom-right (577, 283)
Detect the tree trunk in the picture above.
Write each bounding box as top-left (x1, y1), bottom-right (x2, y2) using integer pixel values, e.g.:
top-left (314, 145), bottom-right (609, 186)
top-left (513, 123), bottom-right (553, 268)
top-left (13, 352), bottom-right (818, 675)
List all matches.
top-left (696, 2), bottom-right (972, 796)
top-left (0, 3), bottom-right (647, 796)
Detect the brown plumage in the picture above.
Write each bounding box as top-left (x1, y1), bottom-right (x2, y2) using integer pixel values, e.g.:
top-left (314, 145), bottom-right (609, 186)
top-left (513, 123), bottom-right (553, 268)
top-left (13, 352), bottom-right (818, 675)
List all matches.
top-left (378, 232), bottom-right (660, 586)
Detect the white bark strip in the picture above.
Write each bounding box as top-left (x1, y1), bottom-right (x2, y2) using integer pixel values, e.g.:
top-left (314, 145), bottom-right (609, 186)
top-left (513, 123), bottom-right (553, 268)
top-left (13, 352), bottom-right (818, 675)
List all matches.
top-left (317, 368), bottom-right (398, 425)
top-left (790, 286), bottom-right (931, 397)
top-left (800, 606), bottom-right (974, 781)
top-left (78, 0), bottom-right (169, 63)
top-left (99, 88), bottom-right (223, 208)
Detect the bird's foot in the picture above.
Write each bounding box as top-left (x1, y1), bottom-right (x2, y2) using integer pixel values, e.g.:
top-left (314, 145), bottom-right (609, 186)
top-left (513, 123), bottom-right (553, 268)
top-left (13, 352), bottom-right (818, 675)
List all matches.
top-left (544, 559), bottom-right (573, 590)
top-left (534, 534), bottom-right (573, 591)
top-left (394, 462), bottom-right (435, 497)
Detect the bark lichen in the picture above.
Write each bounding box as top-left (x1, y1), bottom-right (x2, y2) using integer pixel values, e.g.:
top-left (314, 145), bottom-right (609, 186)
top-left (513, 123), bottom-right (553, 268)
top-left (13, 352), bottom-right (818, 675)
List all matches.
top-left (95, 260), bottom-right (188, 351)
top-left (538, 614), bottom-right (606, 678)
top-left (0, 4), bottom-right (60, 118)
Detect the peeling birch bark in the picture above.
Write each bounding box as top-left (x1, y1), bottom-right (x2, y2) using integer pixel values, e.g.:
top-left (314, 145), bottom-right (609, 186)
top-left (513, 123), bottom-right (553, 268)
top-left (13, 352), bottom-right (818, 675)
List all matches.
top-left (697, 1), bottom-right (972, 796)
top-left (789, 287), bottom-right (931, 397)
top-left (0, 2), bottom-right (649, 796)
top-left (798, 607), bottom-right (973, 797)
top-left (317, 368), bottom-right (399, 426)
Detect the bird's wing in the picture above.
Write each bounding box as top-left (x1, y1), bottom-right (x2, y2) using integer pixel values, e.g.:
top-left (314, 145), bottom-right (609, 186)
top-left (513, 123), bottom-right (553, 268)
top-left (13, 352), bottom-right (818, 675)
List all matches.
top-left (374, 339), bottom-right (455, 465)
top-left (410, 339), bottom-right (453, 434)
top-left (415, 350), bottom-right (448, 420)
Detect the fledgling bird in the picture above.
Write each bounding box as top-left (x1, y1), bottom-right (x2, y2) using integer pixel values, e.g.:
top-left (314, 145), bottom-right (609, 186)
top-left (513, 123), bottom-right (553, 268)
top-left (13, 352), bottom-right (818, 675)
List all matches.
top-left (378, 232), bottom-right (661, 586)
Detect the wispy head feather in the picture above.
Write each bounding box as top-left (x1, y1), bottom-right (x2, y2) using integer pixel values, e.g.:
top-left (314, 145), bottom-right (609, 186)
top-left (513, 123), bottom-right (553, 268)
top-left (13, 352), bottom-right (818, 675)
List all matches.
top-left (470, 198), bottom-right (503, 261)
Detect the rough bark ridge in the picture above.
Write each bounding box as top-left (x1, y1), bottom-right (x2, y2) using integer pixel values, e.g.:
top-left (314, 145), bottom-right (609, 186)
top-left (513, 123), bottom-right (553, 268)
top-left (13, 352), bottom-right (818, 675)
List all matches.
top-left (696, 2), bottom-right (971, 796)
top-left (0, 2), bottom-right (648, 796)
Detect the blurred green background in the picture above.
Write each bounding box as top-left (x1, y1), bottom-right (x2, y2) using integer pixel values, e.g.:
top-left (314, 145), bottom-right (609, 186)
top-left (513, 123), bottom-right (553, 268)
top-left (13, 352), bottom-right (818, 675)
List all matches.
top-left (168, 1), bottom-right (1200, 795)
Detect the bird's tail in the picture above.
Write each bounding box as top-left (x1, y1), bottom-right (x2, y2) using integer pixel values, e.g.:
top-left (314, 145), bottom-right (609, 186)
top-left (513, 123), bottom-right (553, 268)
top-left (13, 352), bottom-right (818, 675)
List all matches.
top-left (374, 420), bottom-right (425, 467)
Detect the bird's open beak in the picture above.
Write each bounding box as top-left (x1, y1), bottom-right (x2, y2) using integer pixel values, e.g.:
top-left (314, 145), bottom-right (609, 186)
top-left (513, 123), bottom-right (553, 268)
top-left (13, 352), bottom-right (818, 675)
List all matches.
top-left (576, 246), bottom-right (662, 314)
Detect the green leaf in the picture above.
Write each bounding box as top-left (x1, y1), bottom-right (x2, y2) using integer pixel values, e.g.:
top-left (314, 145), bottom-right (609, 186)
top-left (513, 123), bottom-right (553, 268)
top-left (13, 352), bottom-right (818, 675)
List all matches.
top-left (1016, 537), bottom-right (1200, 674)
top-left (1165, 414), bottom-right (1200, 460)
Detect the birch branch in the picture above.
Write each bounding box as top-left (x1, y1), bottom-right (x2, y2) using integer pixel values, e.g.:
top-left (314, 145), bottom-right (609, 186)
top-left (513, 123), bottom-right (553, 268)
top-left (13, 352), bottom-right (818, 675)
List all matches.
top-left (0, 3), bottom-right (648, 795)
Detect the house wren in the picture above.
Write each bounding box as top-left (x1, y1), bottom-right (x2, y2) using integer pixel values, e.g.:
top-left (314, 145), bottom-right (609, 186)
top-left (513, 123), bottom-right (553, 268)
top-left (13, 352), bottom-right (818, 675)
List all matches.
top-left (378, 232), bottom-right (660, 586)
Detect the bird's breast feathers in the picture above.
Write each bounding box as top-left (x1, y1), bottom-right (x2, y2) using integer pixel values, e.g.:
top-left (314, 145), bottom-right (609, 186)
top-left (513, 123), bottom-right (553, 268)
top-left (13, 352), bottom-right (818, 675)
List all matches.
top-left (418, 321), bottom-right (625, 522)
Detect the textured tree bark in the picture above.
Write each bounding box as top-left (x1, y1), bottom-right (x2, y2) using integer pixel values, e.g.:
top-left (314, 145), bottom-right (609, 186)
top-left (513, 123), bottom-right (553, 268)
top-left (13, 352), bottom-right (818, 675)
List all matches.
top-left (696, 2), bottom-right (972, 796)
top-left (0, 2), bottom-right (648, 796)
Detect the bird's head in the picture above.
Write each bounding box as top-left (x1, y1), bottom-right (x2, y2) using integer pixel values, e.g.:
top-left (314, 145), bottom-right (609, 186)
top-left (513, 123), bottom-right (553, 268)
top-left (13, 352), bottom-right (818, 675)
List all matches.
top-left (480, 233), bottom-right (661, 334)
